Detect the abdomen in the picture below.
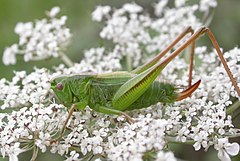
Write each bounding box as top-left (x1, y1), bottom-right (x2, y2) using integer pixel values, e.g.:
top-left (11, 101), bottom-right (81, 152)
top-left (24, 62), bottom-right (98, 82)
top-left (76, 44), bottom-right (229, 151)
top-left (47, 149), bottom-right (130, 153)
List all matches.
top-left (126, 81), bottom-right (177, 111)
top-left (89, 80), bottom-right (177, 111)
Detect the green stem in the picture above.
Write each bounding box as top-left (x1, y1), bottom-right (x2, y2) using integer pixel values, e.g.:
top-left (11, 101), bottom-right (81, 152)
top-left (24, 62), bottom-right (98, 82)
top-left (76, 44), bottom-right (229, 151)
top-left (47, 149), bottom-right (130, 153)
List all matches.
top-left (30, 145), bottom-right (38, 161)
top-left (126, 54), bottom-right (132, 72)
top-left (166, 136), bottom-right (195, 145)
top-left (59, 52), bottom-right (74, 67)
top-left (227, 100), bottom-right (240, 115)
top-left (201, 8), bottom-right (215, 27)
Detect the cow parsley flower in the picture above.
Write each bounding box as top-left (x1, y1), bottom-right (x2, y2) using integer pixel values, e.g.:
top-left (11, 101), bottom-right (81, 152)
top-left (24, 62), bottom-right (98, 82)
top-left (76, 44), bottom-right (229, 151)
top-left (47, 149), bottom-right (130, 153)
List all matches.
top-left (199, 0), bottom-right (217, 12)
top-left (106, 115), bottom-right (168, 161)
top-left (156, 151), bottom-right (177, 161)
top-left (214, 138), bottom-right (239, 161)
top-left (1, 1), bottom-right (240, 161)
top-left (2, 7), bottom-right (71, 65)
top-left (92, 5), bottom-right (111, 22)
top-left (65, 151), bottom-right (80, 161)
top-left (154, 0), bottom-right (168, 16)
top-left (94, 0), bottom-right (201, 70)
top-left (47, 6), bottom-right (61, 18)
top-left (122, 3), bottom-right (143, 13)
top-left (2, 44), bottom-right (18, 65)
top-left (175, 0), bottom-right (186, 8)
top-left (0, 68), bottom-right (51, 109)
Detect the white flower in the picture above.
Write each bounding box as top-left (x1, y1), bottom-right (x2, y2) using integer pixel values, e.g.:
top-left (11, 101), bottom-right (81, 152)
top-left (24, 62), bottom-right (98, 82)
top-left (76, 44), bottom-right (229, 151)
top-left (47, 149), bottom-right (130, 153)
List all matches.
top-left (9, 154), bottom-right (18, 161)
top-left (92, 5), bottom-right (111, 22)
top-left (1, 1), bottom-right (240, 161)
top-left (215, 138), bottom-right (239, 161)
top-left (48, 6), bottom-right (60, 17)
top-left (154, 0), bottom-right (168, 16)
top-left (82, 47), bottom-right (121, 72)
top-left (106, 116), bottom-right (167, 161)
top-left (15, 22), bottom-right (33, 45)
top-left (200, 0), bottom-right (217, 12)
top-left (0, 68), bottom-right (51, 109)
top-left (65, 151), bottom-right (80, 161)
top-left (4, 142), bottom-right (22, 161)
top-left (94, 159), bottom-right (102, 161)
top-left (122, 3), bottom-right (143, 13)
top-left (2, 44), bottom-right (18, 65)
top-left (35, 132), bottom-right (51, 152)
top-left (3, 7), bottom-right (71, 65)
top-left (175, 0), bottom-right (186, 8)
top-left (156, 151), bottom-right (177, 161)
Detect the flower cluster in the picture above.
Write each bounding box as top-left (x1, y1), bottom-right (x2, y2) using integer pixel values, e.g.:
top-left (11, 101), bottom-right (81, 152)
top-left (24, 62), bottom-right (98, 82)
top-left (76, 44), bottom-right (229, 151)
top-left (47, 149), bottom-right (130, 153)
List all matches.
top-left (91, 1), bottom-right (201, 70)
top-left (1, 0), bottom-right (240, 161)
top-left (81, 47), bottom-right (121, 72)
top-left (2, 7), bottom-right (71, 65)
top-left (215, 138), bottom-right (239, 161)
top-left (106, 115), bottom-right (168, 161)
top-left (0, 68), bottom-right (50, 109)
top-left (0, 102), bottom-right (67, 160)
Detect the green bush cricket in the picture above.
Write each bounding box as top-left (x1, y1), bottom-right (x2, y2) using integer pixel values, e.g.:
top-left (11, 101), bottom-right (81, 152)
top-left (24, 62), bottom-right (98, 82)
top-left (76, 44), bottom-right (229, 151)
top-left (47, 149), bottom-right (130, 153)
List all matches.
top-left (51, 26), bottom-right (240, 140)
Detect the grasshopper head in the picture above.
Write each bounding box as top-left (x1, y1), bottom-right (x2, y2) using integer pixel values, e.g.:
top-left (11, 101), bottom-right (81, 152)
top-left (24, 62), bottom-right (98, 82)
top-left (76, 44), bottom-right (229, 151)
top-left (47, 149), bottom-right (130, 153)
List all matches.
top-left (50, 76), bottom-right (73, 107)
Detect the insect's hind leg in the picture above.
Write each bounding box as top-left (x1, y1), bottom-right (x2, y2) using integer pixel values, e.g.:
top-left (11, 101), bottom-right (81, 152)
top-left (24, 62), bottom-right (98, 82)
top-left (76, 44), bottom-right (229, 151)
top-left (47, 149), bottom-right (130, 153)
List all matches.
top-left (131, 26), bottom-right (195, 76)
top-left (187, 27), bottom-right (240, 96)
top-left (202, 28), bottom-right (240, 96)
top-left (159, 27), bottom-right (240, 97)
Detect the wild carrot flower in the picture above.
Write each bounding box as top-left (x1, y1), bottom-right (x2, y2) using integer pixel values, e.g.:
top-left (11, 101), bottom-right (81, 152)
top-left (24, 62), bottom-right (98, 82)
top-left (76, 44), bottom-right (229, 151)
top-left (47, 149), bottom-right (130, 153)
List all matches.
top-left (1, 0), bottom-right (239, 161)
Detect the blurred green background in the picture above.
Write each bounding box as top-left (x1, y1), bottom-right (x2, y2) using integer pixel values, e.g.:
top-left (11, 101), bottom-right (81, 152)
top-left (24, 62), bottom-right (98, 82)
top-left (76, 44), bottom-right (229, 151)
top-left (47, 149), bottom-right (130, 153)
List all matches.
top-left (0, 0), bottom-right (239, 161)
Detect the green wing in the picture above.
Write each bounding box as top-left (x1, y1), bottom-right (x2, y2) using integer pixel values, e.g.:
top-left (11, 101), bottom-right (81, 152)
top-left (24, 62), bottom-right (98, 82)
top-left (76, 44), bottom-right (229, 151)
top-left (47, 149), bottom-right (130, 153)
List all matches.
top-left (112, 63), bottom-right (166, 111)
top-left (89, 71), bottom-right (133, 109)
top-left (95, 71), bottom-right (134, 85)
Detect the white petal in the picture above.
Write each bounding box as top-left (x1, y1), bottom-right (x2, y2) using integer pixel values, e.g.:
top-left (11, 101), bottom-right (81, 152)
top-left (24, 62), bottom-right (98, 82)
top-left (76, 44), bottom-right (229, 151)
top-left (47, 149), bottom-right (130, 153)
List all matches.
top-left (193, 142), bottom-right (201, 151)
top-left (225, 142), bottom-right (239, 156)
top-left (9, 154), bottom-right (19, 161)
top-left (49, 6), bottom-right (60, 17)
top-left (123, 3), bottom-right (142, 13)
top-left (217, 149), bottom-right (231, 161)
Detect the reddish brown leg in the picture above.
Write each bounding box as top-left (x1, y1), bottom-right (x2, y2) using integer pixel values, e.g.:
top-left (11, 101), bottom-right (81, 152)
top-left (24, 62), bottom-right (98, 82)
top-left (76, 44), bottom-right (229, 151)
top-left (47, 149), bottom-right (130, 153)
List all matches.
top-left (161, 27), bottom-right (240, 97)
top-left (51, 104), bottom-right (76, 143)
top-left (204, 28), bottom-right (240, 96)
top-left (188, 37), bottom-right (195, 87)
top-left (131, 26), bottom-right (196, 88)
top-left (131, 26), bottom-right (195, 75)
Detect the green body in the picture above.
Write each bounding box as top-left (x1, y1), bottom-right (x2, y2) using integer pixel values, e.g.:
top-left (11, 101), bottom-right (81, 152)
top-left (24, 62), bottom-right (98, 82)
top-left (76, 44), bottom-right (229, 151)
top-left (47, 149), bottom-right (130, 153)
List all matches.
top-left (90, 77), bottom-right (176, 111)
top-left (51, 72), bottom-right (177, 114)
top-left (51, 29), bottom-right (202, 117)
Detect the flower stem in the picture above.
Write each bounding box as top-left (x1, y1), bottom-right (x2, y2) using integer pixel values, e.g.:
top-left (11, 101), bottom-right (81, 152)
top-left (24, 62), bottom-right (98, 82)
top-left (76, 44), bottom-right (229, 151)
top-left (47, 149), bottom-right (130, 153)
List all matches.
top-left (126, 55), bottom-right (132, 72)
top-left (166, 136), bottom-right (195, 145)
top-left (226, 100), bottom-right (240, 115)
top-left (59, 52), bottom-right (74, 67)
top-left (30, 145), bottom-right (38, 161)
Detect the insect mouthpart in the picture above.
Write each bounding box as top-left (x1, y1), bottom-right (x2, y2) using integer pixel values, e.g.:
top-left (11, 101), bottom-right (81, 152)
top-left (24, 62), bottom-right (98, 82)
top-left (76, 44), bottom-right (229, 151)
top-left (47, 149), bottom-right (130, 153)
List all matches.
top-left (56, 83), bottom-right (64, 90)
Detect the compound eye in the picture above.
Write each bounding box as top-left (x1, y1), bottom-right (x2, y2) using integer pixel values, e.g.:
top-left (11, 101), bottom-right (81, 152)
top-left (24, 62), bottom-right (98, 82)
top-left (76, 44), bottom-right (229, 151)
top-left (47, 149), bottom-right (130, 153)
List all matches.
top-left (56, 83), bottom-right (64, 90)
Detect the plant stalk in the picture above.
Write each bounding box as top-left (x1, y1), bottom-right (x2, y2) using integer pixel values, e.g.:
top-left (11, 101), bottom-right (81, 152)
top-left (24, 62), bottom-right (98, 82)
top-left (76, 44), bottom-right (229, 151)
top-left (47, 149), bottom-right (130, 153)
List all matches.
top-left (126, 54), bottom-right (132, 72)
top-left (227, 100), bottom-right (240, 115)
top-left (59, 52), bottom-right (74, 67)
top-left (166, 136), bottom-right (195, 145)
